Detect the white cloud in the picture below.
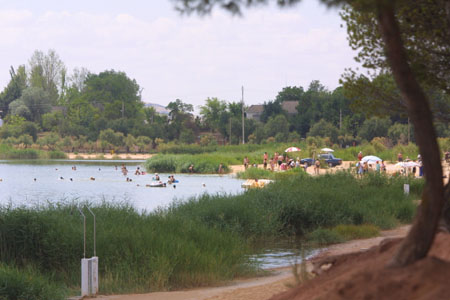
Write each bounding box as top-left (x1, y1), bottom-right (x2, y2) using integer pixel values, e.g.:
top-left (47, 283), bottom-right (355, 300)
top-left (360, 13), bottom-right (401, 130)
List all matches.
top-left (0, 4), bottom-right (359, 106)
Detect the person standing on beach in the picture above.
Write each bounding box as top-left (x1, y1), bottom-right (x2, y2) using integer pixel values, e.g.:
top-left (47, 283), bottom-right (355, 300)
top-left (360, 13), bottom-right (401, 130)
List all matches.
top-left (314, 159), bottom-right (320, 175)
top-left (376, 161), bottom-right (381, 173)
top-left (398, 152), bottom-right (403, 162)
top-left (358, 151), bottom-right (363, 161)
top-left (218, 163), bottom-right (223, 175)
top-left (263, 152), bottom-right (268, 170)
top-left (243, 156), bottom-right (249, 169)
top-left (277, 153), bottom-right (284, 171)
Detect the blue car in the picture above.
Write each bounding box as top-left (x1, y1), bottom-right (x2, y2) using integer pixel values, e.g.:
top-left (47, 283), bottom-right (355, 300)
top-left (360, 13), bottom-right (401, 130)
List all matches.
top-left (300, 154), bottom-right (342, 167)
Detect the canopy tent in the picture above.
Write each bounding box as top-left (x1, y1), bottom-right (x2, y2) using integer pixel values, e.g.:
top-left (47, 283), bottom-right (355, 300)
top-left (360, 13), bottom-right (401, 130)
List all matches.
top-left (285, 147), bottom-right (301, 153)
top-left (361, 155), bottom-right (382, 164)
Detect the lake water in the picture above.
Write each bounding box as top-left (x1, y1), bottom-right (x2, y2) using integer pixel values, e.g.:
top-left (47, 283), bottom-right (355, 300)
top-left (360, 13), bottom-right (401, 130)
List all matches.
top-left (0, 160), bottom-right (244, 211)
top-left (0, 159), bottom-right (315, 268)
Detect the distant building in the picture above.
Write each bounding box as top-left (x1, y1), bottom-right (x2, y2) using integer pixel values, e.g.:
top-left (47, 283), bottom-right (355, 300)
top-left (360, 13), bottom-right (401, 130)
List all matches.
top-left (281, 101), bottom-right (298, 116)
top-left (144, 103), bottom-right (170, 116)
top-left (246, 104), bottom-right (264, 121)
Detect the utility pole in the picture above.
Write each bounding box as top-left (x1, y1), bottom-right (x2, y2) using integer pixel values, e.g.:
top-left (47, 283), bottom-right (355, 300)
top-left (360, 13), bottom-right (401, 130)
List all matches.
top-left (241, 86), bottom-right (245, 144)
top-left (339, 109), bottom-right (342, 130)
top-left (229, 117), bottom-right (232, 145)
top-left (407, 117), bottom-right (410, 144)
top-left (122, 101), bottom-right (125, 118)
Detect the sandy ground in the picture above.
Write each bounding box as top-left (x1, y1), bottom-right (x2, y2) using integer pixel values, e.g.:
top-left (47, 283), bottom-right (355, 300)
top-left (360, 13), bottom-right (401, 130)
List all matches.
top-left (93, 226), bottom-right (410, 300)
top-left (67, 153), bottom-right (153, 160)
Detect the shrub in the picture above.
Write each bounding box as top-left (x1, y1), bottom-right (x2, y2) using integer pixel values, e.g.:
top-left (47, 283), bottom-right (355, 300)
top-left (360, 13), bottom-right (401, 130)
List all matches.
top-left (47, 150), bottom-right (67, 159)
top-left (0, 264), bottom-right (66, 300)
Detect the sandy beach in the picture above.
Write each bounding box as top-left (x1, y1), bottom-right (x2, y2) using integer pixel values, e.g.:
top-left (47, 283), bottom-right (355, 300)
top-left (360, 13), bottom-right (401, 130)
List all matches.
top-left (67, 153), bottom-right (153, 160)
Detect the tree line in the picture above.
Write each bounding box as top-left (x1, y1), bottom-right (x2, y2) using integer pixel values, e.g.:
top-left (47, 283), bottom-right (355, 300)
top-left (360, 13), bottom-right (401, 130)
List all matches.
top-left (0, 49), bottom-right (448, 153)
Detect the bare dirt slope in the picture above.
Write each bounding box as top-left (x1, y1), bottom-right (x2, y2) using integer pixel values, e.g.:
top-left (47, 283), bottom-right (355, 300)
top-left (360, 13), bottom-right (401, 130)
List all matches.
top-left (270, 232), bottom-right (450, 300)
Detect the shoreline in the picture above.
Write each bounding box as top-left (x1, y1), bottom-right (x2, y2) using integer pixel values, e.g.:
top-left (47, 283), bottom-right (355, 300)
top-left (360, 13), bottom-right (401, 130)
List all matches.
top-left (94, 226), bottom-right (411, 300)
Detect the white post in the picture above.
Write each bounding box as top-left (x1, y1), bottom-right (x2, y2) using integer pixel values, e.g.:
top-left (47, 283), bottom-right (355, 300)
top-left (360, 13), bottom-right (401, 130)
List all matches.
top-left (81, 258), bottom-right (89, 297)
top-left (90, 257), bottom-right (99, 295)
top-left (403, 183), bottom-right (410, 195)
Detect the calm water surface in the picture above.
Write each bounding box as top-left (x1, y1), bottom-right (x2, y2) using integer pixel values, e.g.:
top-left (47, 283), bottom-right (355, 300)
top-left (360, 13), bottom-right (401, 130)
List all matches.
top-left (0, 160), bottom-right (244, 211)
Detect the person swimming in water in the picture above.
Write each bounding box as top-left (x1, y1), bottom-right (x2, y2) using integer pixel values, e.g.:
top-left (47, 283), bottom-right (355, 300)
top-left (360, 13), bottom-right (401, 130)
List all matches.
top-left (154, 173), bottom-right (160, 181)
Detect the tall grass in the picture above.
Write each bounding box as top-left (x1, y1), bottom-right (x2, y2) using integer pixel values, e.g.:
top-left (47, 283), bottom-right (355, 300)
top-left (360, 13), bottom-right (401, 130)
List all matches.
top-left (145, 154), bottom-right (233, 173)
top-left (170, 172), bottom-right (419, 238)
top-left (0, 264), bottom-right (67, 300)
top-left (0, 144), bottom-right (67, 160)
top-left (0, 203), bottom-right (252, 294)
top-left (0, 144), bottom-right (40, 159)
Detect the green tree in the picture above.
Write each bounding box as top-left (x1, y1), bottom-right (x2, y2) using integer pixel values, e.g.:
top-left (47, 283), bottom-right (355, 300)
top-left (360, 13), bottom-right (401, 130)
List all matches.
top-left (308, 119), bottom-right (339, 144)
top-left (0, 65), bottom-right (28, 117)
top-left (357, 117), bottom-right (391, 142)
top-left (180, 128), bottom-right (196, 144)
top-left (125, 134), bottom-right (137, 153)
top-left (166, 99), bottom-right (194, 140)
top-left (83, 70), bottom-right (143, 120)
top-left (28, 49), bottom-right (66, 104)
top-left (387, 122), bottom-right (409, 144)
top-left (9, 87), bottom-right (52, 123)
top-left (264, 114), bottom-right (289, 140)
top-left (199, 97), bottom-right (227, 133)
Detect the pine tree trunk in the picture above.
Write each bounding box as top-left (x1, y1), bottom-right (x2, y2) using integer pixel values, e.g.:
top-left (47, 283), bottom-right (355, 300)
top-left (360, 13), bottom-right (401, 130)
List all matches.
top-left (376, 1), bottom-right (445, 267)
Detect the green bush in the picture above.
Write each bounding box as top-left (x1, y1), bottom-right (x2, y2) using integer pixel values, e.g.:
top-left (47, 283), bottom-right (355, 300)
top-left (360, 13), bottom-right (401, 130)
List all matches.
top-left (145, 154), bottom-right (231, 174)
top-left (0, 144), bottom-right (40, 159)
top-left (46, 150), bottom-right (67, 159)
top-left (0, 264), bottom-right (66, 300)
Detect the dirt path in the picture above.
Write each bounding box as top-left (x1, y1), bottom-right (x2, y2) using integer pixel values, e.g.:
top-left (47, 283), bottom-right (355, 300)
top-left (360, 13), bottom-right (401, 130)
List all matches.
top-left (94, 226), bottom-right (410, 300)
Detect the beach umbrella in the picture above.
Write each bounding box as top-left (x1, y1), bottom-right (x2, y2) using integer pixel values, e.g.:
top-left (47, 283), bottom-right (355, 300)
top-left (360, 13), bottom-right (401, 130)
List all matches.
top-left (361, 155), bottom-right (382, 164)
top-left (395, 161), bottom-right (420, 168)
top-left (321, 148), bottom-right (334, 152)
top-left (285, 147), bottom-right (301, 152)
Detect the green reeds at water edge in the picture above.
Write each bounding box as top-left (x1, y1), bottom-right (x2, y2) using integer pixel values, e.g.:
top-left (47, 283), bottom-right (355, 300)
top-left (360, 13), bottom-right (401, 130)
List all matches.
top-left (0, 203), bottom-right (252, 295)
top-left (170, 172), bottom-right (421, 238)
top-left (0, 144), bottom-right (67, 159)
top-left (145, 154), bottom-right (233, 173)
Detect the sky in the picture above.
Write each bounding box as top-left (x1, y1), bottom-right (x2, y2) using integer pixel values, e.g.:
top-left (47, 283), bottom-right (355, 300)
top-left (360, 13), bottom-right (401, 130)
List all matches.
top-left (0, 0), bottom-right (360, 109)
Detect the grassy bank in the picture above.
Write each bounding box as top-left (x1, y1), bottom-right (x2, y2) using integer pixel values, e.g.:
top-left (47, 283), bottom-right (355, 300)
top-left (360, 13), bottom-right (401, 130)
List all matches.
top-left (0, 144), bottom-right (67, 160)
top-left (169, 172), bottom-right (421, 238)
top-left (145, 154), bottom-right (233, 173)
top-left (0, 203), bottom-right (252, 295)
